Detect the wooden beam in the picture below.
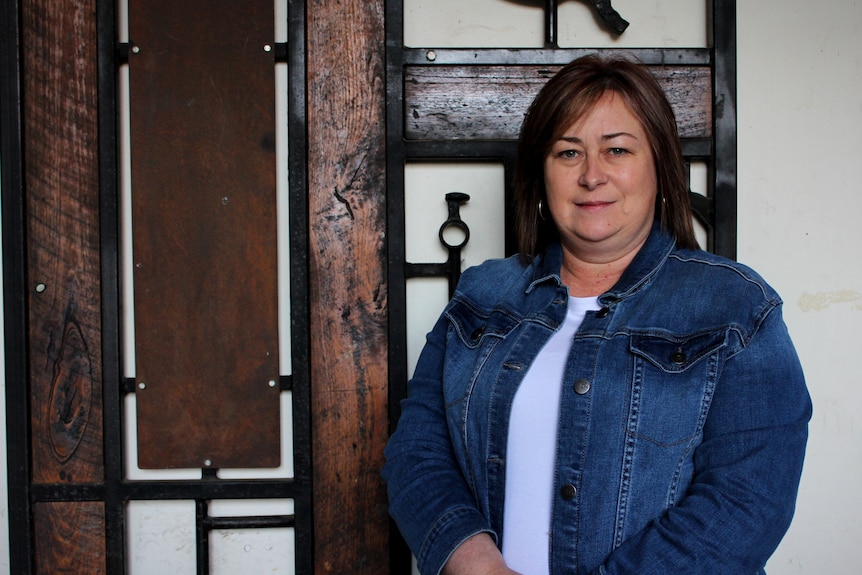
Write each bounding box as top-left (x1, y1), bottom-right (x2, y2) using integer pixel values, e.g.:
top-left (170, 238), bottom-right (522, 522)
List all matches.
top-left (404, 65), bottom-right (712, 140)
top-left (307, 1), bottom-right (390, 573)
top-left (23, 0), bottom-right (104, 487)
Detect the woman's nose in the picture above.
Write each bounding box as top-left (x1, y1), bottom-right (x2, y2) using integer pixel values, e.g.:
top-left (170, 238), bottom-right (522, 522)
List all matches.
top-left (578, 156), bottom-right (607, 190)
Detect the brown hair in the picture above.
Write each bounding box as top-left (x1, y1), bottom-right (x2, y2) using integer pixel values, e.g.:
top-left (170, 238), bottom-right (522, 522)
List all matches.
top-left (513, 54), bottom-right (698, 259)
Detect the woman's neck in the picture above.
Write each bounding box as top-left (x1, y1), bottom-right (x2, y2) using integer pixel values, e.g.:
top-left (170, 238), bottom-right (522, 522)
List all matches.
top-left (559, 242), bottom-right (643, 297)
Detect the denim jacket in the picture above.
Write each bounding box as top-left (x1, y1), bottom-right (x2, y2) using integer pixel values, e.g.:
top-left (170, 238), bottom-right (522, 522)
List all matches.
top-left (383, 225), bottom-right (811, 575)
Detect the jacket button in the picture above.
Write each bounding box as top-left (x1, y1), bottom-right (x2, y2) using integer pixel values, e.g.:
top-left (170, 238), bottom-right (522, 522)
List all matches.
top-left (561, 484), bottom-right (577, 500)
top-left (574, 378), bottom-right (591, 395)
top-left (670, 350), bottom-right (686, 364)
top-left (596, 306), bottom-right (610, 318)
top-left (471, 327), bottom-right (484, 340)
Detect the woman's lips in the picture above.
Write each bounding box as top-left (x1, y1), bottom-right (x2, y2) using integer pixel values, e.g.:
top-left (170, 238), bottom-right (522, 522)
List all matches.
top-left (577, 200), bottom-right (614, 209)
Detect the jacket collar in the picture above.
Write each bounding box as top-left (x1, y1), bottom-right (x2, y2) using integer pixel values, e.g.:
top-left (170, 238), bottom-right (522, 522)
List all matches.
top-left (525, 223), bottom-right (676, 301)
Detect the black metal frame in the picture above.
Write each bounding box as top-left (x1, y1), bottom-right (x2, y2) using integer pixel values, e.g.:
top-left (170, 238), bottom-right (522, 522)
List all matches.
top-left (1, 0), bottom-right (313, 572)
top-left (1, 0), bottom-right (33, 571)
top-left (386, 1), bottom-right (736, 571)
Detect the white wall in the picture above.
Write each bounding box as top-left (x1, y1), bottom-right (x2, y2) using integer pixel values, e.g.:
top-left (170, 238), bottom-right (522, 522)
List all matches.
top-left (2, 0), bottom-right (861, 572)
top-left (738, 2), bottom-right (862, 572)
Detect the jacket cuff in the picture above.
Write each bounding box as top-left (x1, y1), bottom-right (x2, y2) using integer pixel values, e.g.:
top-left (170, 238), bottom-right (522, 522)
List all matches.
top-left (417, 507), bottom-right (497, 575)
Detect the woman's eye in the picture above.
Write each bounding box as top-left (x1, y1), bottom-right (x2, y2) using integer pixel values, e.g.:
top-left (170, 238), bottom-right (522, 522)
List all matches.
top-left (559, 149), bottom-right (579, 159)
top-left (608, 147), bottom-right (628, 156)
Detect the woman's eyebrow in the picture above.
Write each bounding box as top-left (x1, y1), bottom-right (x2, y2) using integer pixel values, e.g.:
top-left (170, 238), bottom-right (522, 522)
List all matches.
top-left (558, 131), bottom-right (638, 143)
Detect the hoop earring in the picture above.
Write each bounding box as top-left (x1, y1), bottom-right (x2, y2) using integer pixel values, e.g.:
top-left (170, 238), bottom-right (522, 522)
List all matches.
top-left (538, 199), bottom-right (546, 221)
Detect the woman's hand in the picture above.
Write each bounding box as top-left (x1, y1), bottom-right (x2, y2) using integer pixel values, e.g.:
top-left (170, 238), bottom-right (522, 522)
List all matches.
top-left (442, 533), bottom-right (523, 575)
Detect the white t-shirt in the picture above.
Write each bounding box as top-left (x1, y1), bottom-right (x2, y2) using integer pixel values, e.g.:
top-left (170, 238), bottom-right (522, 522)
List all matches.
top-left (502, 296), bottom-right (600, 575)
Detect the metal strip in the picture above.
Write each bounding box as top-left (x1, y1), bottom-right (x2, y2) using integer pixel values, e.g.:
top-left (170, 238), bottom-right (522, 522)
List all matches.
top-left (0, 0), bottom-right (35, 571)
top-left (97, 0), bottom-right (126, 572)
top-left (287, 0), bottom-right (314, 572)
top-left (712, 0), bottom-right (738, 259)
top-left (384, 1), bottom-right (415, 570)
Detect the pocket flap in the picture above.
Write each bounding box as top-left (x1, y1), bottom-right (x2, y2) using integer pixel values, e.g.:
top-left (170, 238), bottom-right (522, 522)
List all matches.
top-left (630, 330), bottom-right (727, 373)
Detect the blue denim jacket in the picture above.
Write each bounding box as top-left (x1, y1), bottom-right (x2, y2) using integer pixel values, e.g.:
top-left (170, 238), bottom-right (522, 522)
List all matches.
top-left (383, 226), bottom-right (811, 575)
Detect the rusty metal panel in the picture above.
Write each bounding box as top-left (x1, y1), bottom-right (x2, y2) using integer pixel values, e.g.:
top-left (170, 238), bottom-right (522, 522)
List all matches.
top-left (128, 0), bottom-right (280, 469)
top-left (404, 65), bottom-right (712, 140)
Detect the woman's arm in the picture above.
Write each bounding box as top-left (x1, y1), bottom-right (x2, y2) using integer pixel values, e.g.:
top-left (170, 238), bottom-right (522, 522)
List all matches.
top-left (383, 314), bottom-right (499, 575)
top-left (593, 305), bottom-right (812, 574)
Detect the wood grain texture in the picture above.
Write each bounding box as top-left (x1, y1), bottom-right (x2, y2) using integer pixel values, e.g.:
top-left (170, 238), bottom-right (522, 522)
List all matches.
top-left (405, 65), bottom-right (712, 140)
top-left (23, 0), bottom-right (105, 486)
top-left (128, 0), bottom-right (281, 469)
top-left (34, 502), bottom-right (106, 575)
top-left (307, 1), bottom-right (390, 572)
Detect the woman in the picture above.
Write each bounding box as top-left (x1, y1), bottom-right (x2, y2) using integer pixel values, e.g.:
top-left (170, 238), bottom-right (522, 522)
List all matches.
top-left (383, 55), bottom-right (811, 575)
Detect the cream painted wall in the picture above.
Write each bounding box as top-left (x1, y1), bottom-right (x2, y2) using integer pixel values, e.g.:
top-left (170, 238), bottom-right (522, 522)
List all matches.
top-left (2, 0), bottom-right (860, 572)
top-left (738, 2), bottom-right (862, 572)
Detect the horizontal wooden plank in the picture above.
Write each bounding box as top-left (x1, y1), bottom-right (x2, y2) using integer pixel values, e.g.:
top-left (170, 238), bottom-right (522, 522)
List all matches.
top-left (404, 65), bottom-right (712, 141)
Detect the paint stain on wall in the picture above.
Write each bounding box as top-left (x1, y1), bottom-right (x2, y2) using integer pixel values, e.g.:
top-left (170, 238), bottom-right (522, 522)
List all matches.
top-left (798, 290), bottom-right (862, 312)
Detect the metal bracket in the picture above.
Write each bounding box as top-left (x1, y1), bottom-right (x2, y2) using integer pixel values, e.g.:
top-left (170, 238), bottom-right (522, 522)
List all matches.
top-left (405, 192), bottom-right (471, 298)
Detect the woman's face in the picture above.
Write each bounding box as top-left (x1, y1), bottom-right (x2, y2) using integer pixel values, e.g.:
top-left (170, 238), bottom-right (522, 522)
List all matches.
top-left (544, 91), bottom-right (657, 263)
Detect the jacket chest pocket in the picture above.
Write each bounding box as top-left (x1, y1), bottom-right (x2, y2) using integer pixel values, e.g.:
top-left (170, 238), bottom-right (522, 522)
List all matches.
top-left (626, 330), bottom-right (728, 447)
top-left (442, 301), bottom-right (520, 403)
top-left (445, 300), bottom-right (519, 349)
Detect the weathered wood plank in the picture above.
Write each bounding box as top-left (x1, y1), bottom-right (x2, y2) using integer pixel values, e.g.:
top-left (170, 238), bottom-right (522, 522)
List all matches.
top-left (34, 502), bottom-right (106, 575)
top-left (307, 1), bottom-right (390, 573)
top-left (128, 0), bottom-right (280, 469)
top-left (23, 0), bottom-right (104, 486)
top-left (404, 65), bottom-right (712, 140)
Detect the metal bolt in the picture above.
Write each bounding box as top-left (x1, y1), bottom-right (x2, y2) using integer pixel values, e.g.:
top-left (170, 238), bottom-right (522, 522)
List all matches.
top-left (131, 45), bottom-right (141, 54)
top-left (204, 459), bottom-right (212, 467)
top-left (263, 44), bottom-right (272, 52)
top-left (35, 283), bottom-right (46, 293)
top-left (268, 379), bottom-right (277, 388)
top-left (426, 50), bottom-right (437, 61)
top-left (138, 382), bottom-right (146, 390)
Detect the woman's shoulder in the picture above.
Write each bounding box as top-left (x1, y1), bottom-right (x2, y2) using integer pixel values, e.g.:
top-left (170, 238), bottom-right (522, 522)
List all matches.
top-left (452, 254), bottom-right (535, 305)
top-left (665, 246), bottom-right (783, 306)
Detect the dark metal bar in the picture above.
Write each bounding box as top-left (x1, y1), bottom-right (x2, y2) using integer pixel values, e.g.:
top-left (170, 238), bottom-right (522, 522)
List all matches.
top-left (31, 477), bottom-right (298, 502)
top-left (196, 499), bottom-right (210, 575)
top-left (545, 0), bottom-right (558, 48)
top-left (401, 139), bottom-right (711, 162)
top-left (99, 0), bottom-right (127, 572)
top-left (711, 0), bottom-right (738, 259)
top-left (287, 0), bottom-right (314, 572)
top-left (273, 41), bottom-right (288, 62)
top-left (385, 0), bottom-right (409, 434)
top-left (402, 47), bottom-right (712, 66)
top-left (384, 0), bottom-right (415, 570)
top-left (203, 514), bottom-right (296, 530)
top-left (0, 0), bottom-right (35, 572)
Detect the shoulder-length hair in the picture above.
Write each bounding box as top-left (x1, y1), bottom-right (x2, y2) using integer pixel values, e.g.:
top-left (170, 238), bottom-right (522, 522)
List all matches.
top-left (513, 54), bottom-right (698, 259)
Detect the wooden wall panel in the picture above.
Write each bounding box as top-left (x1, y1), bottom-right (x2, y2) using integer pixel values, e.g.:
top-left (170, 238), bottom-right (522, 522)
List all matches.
top-left (307, 1), bottom-right (390, 572)
top-left (128, 0), bottom-right (280, 469)
top-left (405, 65), bottom-right (712, 140)
top-left (34, 502), bottom-right (106, 575)
top-left (23, 0), bottom-right (104, 485)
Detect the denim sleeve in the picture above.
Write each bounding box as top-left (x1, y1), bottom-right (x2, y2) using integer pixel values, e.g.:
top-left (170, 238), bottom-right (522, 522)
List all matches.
top-left (382, 314), bottom-right (496, 575)
top-left (594, 304), bottom-right (812, 575)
